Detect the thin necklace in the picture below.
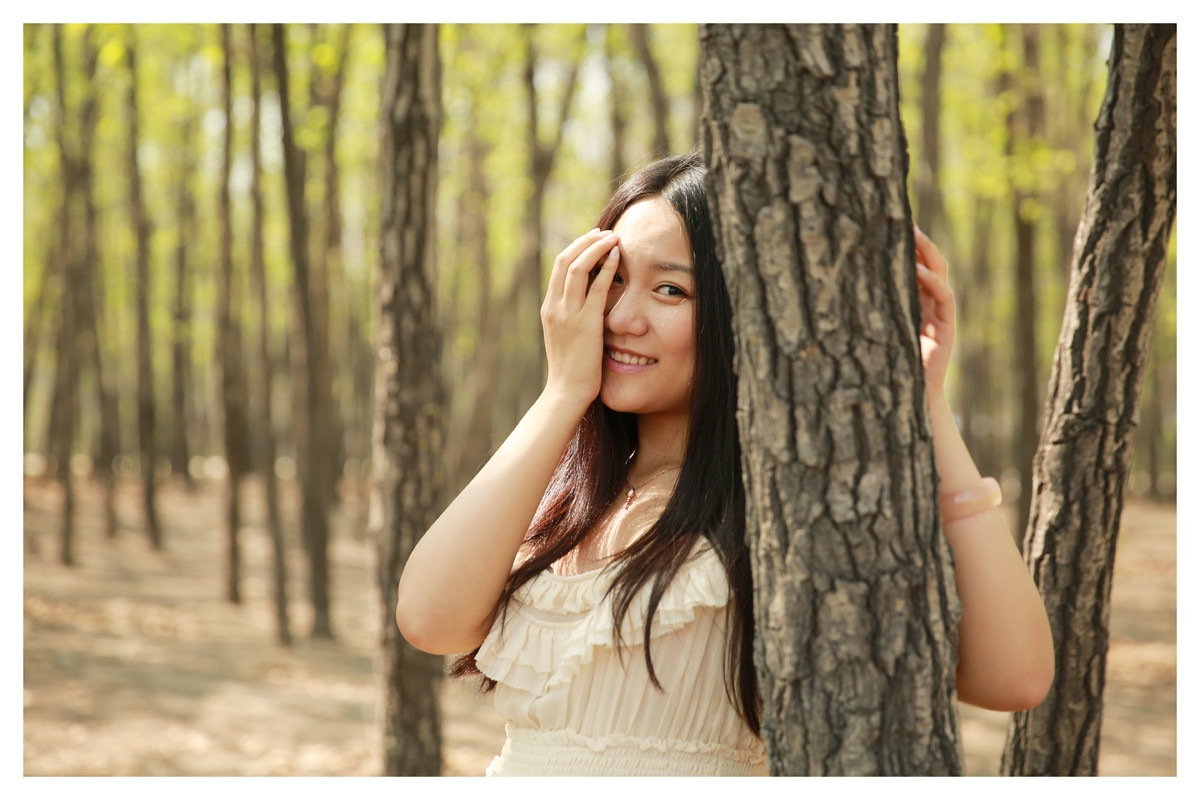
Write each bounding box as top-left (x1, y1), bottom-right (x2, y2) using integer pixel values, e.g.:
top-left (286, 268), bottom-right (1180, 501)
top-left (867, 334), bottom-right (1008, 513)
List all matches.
top-left (623, 465), bottom-right (681, 510)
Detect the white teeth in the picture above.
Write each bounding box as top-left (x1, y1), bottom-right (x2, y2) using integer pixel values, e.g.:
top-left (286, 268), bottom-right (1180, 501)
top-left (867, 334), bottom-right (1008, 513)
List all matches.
top-left (607, 349), bottom-right (656, 366)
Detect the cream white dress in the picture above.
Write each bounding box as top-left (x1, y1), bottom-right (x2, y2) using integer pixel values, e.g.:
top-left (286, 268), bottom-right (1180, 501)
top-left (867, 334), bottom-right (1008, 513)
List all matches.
top-left (475, 539), bottom-right (767, 776)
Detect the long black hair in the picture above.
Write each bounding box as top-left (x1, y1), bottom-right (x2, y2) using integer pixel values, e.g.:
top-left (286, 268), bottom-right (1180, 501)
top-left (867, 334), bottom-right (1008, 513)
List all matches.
top-left (450, 151), bottom-right (759, 734)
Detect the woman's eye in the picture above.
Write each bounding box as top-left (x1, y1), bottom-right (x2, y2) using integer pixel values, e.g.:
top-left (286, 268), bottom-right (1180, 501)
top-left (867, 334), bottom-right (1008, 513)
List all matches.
top-left (612, 273), bottom-right (625, 285)
top-left (655, 284), bottom-right (687, 298)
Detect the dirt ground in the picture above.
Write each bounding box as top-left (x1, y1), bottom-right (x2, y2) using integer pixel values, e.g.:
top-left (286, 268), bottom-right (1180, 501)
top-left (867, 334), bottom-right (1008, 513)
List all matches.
top-left (22, 472), bottom-right (1176, 776)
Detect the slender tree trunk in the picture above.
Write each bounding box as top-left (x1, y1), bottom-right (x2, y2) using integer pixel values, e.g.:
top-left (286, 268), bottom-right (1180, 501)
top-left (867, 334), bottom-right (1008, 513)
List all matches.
top-left (249, 23), bottom-right (291, 646)
top-left (319, 23), bottom-right (352, 505)
top-left (273, 23), bottom-right (333, 638)
top-left (172, 72), bottom-right (196, 492)
top-left (218, 24), bottom-right (250, 604)
top-left (1001, 23), bottom-right (1176, 776)
top-left (373, 22), bottom-right (444, 776)
top-left (23, 243), bottom-right (54, 426)
top-left (510, 24), bottom-right (587, 425)
top-left (443, 112), bottom-right (498, 490)
top-left (958, 195), bottom-right (1000, 481)
top-left (629, 23), bottom-right (670, 157)
top-left (1003, 24), bottom-right (1043, 540)
top-left (49, 24), bottom-right (78, 564)
top-left (701, 23), bottom-right (962, 775)
top-left (75, 24), bottom-right (119, 538)
top-left (915, 23), bottom-right (947, 246)
top-left (125, 27), bottom-right (161, 549)
top-left (606, 24), bottom-right (627, 184)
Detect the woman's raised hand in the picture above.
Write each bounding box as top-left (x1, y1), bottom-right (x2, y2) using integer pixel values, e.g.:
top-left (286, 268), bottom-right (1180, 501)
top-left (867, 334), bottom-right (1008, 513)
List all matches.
top-left (540, 228), bottom-right (621, 411)
top-left (914, 224), bottom-right (956, 400)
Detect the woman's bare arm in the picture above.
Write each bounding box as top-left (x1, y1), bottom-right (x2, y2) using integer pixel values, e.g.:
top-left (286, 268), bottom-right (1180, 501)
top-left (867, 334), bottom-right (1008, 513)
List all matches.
top-left (915, 226), bottom-right (1055, 711)
top-left (395, 229), bottom-right (621, 655)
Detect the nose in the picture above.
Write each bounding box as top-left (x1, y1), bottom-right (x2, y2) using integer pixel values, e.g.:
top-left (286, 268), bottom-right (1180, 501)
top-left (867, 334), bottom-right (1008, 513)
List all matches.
top-left (604, 284), bottom-right (649, 337)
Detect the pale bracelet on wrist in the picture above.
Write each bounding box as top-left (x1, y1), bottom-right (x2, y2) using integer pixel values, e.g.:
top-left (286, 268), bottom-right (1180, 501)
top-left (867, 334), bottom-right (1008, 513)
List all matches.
top-left (940, 477), bottom-right (1002, 524)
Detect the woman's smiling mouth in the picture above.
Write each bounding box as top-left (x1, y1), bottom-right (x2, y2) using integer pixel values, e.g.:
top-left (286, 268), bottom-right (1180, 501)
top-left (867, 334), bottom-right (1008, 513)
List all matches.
top-left (605, 347), bottom-right (658, 372)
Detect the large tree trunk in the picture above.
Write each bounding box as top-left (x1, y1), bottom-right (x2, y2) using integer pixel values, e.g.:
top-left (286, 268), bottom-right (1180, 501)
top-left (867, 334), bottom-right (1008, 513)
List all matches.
top-left (629, 24), bottom-right (670, 157)
top-left (1001, 23), bottom-right (1176, 776)
top-left (373, 22), bottom-right (444, 777)
top-left (126, 27), bottom-right (162, 550)
top-left (701, 23), bottom-right (961, 776)
top-left (273, 23), bottom-right (333, 639)
top-left (218, 24), bottom-right (250, 604)
top-left (249, 23), bottom-right (291, 646)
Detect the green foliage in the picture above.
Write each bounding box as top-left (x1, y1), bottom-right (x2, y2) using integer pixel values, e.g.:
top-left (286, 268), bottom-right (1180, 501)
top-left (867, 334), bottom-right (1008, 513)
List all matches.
top-left (21, 22), bottom-right (1173, 494)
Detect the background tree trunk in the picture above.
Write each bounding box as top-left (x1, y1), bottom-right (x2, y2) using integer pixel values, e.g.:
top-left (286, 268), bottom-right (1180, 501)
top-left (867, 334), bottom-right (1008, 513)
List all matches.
top-left (171, 69), bottom-right (196, 492)
top-left (75, 24), bottom-right (120, 539)
top-left (700, 23), bottom-right (961, 776)
top-left (915, 23), bottom-right (947, 246)
top-left (49, 23), bottom-right (78, 564)
top-left (1004, 25), bottom-right (1044, 540)
top-left (372, 22), bottom-right (445, 777)
top-left (629, 24), bottom-right (670, 157)
top-left (606, 24), bottom-right (627, 184)
top-left (1001, 23), bottom-right (1176, 776)
top-left (249, 23), bottom-right (291, 647)
top-left (126, 27), bottom-right (162, 550)
top-left (273, 23), bottom-right (333, 639)
top-left (218, 24), bottom-right (250, 604)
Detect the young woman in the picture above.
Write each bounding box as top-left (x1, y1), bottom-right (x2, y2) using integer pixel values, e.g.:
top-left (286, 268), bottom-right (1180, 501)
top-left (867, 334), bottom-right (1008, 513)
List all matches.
top-left (395, 153), bottom-right (1054, 776)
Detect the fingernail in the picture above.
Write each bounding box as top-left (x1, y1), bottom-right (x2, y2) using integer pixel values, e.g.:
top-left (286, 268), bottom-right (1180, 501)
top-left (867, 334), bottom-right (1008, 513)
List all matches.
top-left (608, 245), bottom-right (619, 259)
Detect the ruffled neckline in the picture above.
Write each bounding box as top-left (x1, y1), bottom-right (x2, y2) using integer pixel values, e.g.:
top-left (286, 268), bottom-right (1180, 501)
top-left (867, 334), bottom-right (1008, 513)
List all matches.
top-left (475, 539), bottom-right (730, 695)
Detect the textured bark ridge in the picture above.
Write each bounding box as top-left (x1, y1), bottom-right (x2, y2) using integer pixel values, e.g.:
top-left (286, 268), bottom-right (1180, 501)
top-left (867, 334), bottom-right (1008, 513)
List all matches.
top-left (372, 23), bottom-right (445, 777)
top-left (700, 24), bottom-right (962, 775)
top-left (1001, 24), bottom-right (1176, 776)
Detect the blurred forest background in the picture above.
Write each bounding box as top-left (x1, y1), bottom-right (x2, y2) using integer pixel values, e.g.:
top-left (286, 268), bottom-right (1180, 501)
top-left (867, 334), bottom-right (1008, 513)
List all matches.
top-left (23, 23), bottom-right (1176, 776)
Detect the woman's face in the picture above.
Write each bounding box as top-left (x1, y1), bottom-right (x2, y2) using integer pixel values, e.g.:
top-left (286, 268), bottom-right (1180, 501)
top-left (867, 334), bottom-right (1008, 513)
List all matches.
top-left (600, 196), bottom-right (696, 419)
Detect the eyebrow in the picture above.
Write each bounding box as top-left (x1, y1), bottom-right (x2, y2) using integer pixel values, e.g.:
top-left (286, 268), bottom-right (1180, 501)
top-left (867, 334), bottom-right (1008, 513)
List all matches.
top-left (653, 262), bottom-right (694, 275)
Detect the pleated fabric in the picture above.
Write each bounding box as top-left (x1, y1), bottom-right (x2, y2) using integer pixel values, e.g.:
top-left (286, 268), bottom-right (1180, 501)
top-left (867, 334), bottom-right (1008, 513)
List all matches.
top-left (475, 540), bottom-right (766, 777)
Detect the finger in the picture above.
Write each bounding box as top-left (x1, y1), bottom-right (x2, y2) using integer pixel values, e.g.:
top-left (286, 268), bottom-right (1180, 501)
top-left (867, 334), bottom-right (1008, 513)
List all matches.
top-left (548, 228), bottom-right (605, 300)
top-left (563, 232), bottom-right (619, 309)
top-left (916, 263), bottom-right (955, 325)
top-left (584, 244), bottom-right (620, 311)
top-left (913, 224), bottom-right (949, 281)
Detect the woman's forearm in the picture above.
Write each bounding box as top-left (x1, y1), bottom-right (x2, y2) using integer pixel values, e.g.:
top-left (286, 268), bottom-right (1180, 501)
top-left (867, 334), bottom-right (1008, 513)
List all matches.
top-left (395, 388), bottom-right (588, 655)
top-left (929, 396), bottom-right (1055, 710)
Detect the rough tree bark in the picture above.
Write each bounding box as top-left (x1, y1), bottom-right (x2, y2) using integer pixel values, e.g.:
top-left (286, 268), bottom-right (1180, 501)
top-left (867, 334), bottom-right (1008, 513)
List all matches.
top-left (273, 23), bottom-right (334, 638)
top-left (126, 26), bottom-right (162, 550)
top-left (372, 22), bottom-right (445, 777)
top-left (218, 23), bottom-right (251, 604)
top-left (249, 23), bottom-right (291, 646)
top-left (1001, 23), bottom-right (1176, 776)
top-left (700, 23), bottom-right (962, 775)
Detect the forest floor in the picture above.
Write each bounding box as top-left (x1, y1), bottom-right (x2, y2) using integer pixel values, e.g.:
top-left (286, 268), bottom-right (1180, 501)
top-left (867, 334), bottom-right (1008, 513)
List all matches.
top-left (22, 472), bottom-right (1177, 777)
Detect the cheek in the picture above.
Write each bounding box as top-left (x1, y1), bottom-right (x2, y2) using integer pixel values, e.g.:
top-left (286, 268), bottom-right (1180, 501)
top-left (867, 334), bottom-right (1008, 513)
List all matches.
top-left (662, 309), bottom-right (696, 364)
